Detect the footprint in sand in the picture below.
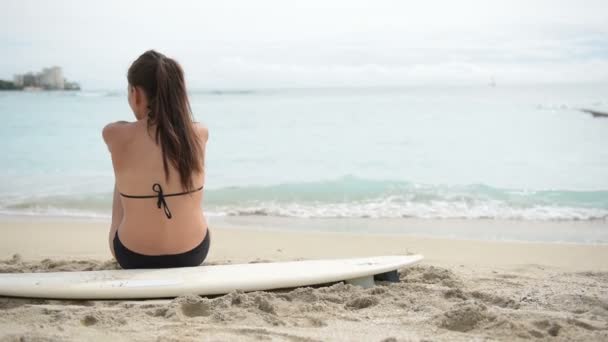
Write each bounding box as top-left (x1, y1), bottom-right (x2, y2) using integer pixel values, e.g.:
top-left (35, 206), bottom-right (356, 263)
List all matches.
top-left (81, 314), bottom-right (99, 326)
top-left (437, 301), bottom-right (495, 332)
top-left (345, 296), bottom-right (379, 310)
top-left (173, 295), bottom-right (212, 318)
top-left (533, 320), bottom-right (562, 337)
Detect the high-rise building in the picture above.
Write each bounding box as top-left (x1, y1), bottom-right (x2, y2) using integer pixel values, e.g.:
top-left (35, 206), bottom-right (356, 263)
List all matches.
top-left (13, 74), bottom-right (24, 87)
top-left (12, 66), bottom-right (78, 90)
top-left (22, 72), bottom-right (39, 88)
top-left (39, 66), bottom-right (64, 89)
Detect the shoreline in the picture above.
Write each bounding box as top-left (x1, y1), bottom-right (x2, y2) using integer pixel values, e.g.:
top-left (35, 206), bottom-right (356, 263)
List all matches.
top-left (1, 212), bottom-right (606, 245)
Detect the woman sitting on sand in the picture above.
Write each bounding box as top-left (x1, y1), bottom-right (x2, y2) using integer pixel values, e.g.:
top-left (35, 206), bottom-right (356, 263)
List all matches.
top-left (102, 50), bottom-right (210, 269)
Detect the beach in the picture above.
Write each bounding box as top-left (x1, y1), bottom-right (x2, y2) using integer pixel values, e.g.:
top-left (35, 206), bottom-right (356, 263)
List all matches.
top-left (3, 1), bottom-right (608, 340)
top-left (1, 216), bottom-right (607, 341)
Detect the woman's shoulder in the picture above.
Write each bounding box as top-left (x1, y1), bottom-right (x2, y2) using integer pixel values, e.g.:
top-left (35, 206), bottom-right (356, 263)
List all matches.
top-left (192, 121), bottom-right (209, 143)
top-left (102, 120), bottom-right (135, 151)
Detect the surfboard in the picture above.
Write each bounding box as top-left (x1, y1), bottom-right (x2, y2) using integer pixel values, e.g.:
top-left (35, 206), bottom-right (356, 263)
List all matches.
top-left (0, 255), bottom-right (423, 299)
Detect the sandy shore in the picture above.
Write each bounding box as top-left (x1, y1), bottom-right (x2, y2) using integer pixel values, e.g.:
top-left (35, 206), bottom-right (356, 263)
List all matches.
top-left (1, 216), bottom-right (607, 341)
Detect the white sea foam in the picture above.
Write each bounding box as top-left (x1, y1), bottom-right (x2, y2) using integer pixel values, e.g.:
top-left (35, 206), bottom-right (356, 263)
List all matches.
top-left (212, 199), bottom-right (608, 221)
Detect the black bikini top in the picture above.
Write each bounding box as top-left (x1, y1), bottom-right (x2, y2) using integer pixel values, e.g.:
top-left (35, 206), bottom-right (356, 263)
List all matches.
top-left (119, 183), bottom-right (204, 219)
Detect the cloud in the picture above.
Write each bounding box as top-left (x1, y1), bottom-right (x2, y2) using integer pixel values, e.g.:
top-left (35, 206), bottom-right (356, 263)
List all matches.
top-left (1, 0), bottom-right (607, 88)
top-left (195, 57), bottom-right (608, 88)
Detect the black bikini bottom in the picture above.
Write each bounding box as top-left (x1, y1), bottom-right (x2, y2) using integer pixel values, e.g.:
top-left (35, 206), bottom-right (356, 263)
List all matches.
top-left (113, 228), bottom-right (211, 269)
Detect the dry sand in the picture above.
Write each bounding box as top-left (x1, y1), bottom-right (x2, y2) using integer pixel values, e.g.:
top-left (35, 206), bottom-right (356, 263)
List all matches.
top-left (1, 216), bottom-right (607, 341)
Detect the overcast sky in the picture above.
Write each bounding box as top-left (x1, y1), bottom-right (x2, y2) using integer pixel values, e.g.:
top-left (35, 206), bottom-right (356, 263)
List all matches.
top-left (1, 0), bottom-right (608, 89)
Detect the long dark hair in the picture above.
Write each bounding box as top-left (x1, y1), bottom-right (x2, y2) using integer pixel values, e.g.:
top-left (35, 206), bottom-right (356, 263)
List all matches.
top-left (127, 50), bottom-right (203, 192)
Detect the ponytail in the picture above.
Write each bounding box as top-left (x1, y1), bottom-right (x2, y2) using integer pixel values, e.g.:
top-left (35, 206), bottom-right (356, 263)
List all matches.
top-left (127, 50), bottom-right (203, 192)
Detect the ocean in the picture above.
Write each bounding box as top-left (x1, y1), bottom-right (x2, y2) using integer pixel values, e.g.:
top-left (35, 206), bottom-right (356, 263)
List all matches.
top-left (1, 84), bottom-right (607, 242)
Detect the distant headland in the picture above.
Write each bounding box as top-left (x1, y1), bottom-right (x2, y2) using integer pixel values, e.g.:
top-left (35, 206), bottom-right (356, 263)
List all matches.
top-left (0, 66), bottom-right (80, 91)
top-left (581, 108), bottom-right (608, 118)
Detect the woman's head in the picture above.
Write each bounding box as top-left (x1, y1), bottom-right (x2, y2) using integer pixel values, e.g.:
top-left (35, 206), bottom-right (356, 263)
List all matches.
top-left (127, 50), bottom-right (204, 191)
top-left (127, 50), bottom-right (183, 119)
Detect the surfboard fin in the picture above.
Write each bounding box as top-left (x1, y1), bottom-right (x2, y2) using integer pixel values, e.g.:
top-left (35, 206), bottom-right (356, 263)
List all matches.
top-left (345, 275), bottom-right (375, 288)
top-left (373, 270), bottom-right (400, 282)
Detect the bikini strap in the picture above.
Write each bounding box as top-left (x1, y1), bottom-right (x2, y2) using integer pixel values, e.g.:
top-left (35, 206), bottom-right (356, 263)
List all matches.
top-left (152, 183), bottom-right (172, 219)
top-left (119, 183), bottom-right (204, 219)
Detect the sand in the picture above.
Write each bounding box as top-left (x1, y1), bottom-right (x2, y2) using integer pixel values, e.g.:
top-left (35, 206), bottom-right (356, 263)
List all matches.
top-left (1, 216), bottom-right (607, 341)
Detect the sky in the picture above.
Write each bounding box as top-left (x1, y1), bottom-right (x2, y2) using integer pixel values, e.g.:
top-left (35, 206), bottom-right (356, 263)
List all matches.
top-left (1, 0), bottom-right (608, 90)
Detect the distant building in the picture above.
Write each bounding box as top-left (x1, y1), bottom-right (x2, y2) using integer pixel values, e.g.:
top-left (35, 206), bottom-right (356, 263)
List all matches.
top-left (64, 80), bottom-right (80, 90)
top-left (24, 73), bottom-right (38, 88)
top-left (13, 66), bottom-right (79, 90)
top-left (13, 74), bottom-right (24, 87)
top-left (39, 67), bottom-right (64, 89)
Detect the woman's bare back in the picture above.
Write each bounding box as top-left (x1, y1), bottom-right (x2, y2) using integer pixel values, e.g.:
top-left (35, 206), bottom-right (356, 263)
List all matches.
top-left (109, 118), bottom-right (208, 255)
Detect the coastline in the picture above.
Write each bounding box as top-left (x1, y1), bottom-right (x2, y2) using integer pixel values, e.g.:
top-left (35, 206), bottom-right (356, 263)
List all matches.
top-left (1, 215), bottom-right (607, 341)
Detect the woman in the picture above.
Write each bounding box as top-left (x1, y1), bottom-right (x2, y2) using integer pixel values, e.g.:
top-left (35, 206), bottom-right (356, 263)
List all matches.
top-left (102, 50), bottom-right (210, 269)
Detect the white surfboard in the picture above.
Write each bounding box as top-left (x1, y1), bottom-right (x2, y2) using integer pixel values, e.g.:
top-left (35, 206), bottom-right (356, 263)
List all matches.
top-left (0, 255), bottom-right (423, 299)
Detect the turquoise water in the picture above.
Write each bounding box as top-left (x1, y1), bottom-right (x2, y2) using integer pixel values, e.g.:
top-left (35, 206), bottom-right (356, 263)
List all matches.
top-left (0, 84), bottom-right (607, 223)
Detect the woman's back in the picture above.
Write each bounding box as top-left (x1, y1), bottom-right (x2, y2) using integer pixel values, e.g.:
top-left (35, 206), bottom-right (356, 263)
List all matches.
top-left (104, 49), bottom-right (210, 268)
top-left (111, 119), bottom-right (208, 255)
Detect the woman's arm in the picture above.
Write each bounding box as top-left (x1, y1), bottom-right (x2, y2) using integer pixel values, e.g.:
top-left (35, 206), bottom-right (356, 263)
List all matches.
top-left (110, 182), bottom-right (124, 231)
top-left (108, 182), bottom-right (124, 257)
top-left (103, 120), bottom-right (129, 227)
top-left (103, 121), bottom-right (129, 257)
